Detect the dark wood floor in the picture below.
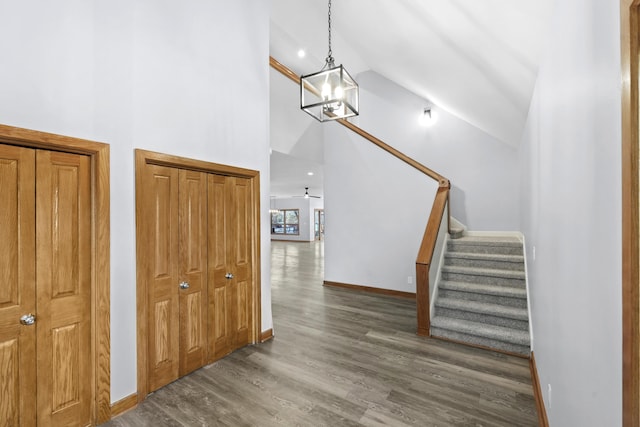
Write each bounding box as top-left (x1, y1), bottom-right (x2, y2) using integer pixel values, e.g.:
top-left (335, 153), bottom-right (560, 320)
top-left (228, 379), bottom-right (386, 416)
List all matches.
top-left (105, 240), bottom-right (538, 426)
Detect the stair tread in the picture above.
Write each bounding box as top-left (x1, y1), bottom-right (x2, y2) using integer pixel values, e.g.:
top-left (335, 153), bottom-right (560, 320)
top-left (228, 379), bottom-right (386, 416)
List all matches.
top-left (439, 280), bottom-right (527, 298)
top-left (435, 297), bottom-right (529, 320)
top-left (448, 236), bottom-right (521, 246)
top-left (431, 316), bottom-right (530, 345)
top-left (433, 232), bottom-right (529, 352)
top-left (442, 265), bottom-right (526, 279)
top-left (445, 252), bottom-right (524, 262)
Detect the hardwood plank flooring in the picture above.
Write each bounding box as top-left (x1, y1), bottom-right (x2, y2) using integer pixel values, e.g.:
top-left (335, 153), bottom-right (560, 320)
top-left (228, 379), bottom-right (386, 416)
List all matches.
top-left (105, 241), bottom-right (537, 426)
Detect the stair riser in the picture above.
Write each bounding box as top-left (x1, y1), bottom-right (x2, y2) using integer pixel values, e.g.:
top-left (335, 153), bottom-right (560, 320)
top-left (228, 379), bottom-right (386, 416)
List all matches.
top-left (442, 271), bottom-right (525, 287)
top-left (447, 243), bottom-right (523, 256)
top-left (434, 306), bottom-right (529, 331)
top-left (439, 289), bottom-right (528, 308)
top-left (444, 256), bottom-right (524, 271)
top-left (431, 328), bottom-right (530, 356)
top-left (449, 230), bottom-right (465, 239)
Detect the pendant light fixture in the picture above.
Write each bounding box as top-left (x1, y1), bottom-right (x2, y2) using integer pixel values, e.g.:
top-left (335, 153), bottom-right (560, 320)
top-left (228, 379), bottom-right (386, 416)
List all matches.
top-left (269, 196), bottom-right (279, 214)
top-left (300, 0), bottom-right (359, 122)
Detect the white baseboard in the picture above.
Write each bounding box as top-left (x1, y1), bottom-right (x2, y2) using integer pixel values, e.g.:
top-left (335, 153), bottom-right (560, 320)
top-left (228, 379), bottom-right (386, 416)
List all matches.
top-left (521, 234), bottom-right (534, 351)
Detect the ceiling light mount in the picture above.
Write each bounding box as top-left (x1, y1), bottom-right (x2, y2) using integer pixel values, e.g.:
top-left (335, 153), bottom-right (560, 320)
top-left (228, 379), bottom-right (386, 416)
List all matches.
top-left (294, 187), bottom-right (322, 199)
top-left (300, 0), bottom-right (359, 122)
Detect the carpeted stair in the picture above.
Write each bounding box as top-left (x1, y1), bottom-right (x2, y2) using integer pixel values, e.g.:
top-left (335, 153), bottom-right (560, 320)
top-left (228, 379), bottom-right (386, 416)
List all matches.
top-left (431, 235), bottom-right (531, 356)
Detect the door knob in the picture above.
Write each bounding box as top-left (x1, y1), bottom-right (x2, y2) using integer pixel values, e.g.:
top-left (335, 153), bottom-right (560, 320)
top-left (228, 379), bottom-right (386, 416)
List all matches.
top-left (20, 313), bottom-right (36, 326)
top-left (225, 273), bottom-right (234, 279)
top-left (179, 282), bottom-right (190, 289)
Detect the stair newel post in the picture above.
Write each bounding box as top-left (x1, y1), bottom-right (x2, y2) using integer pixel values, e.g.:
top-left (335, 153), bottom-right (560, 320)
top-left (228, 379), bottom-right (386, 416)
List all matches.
top-left (416, 186), bottom-right (450, 337)
top-left (416, 262), bottom-right (430, 336)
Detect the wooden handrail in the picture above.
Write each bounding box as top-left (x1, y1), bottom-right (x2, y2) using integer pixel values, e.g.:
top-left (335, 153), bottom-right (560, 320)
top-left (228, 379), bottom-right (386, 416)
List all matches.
top-left (270, 56), bottom-right (300, 85)
top-left (270, 55), bottom-right (451, 336)
top-left (269, 57), bottom-right (450, 188)
top-left (337, 120), bottom-right (449, 187)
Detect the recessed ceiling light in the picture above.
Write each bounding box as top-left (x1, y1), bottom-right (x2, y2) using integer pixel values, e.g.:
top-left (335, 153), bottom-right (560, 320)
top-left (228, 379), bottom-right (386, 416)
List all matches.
top-left (297, 49), bottom-right (306, 58)
top-left (307, 172), bottom-right (314, 176)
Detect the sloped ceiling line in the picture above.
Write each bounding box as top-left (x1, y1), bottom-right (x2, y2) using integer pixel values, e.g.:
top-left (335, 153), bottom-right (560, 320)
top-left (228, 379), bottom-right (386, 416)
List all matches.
top-left (270, 0), bottom-right (555, 146)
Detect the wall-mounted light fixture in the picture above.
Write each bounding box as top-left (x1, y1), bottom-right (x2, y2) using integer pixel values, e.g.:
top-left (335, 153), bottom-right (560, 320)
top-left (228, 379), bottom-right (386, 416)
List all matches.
top-left (300, 0), bottom-right (359, 122)
top-left (420, 107), bottom-right (437, 127)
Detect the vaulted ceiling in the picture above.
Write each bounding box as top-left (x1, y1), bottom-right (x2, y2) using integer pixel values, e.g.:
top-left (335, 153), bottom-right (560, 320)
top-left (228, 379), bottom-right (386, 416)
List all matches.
top-left (269, 0), bottom-right (556, 198)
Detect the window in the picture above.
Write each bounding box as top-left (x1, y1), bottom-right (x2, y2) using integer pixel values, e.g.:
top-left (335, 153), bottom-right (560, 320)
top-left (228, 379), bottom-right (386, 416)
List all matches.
top-left (271, 209), bottom-right (299, 235)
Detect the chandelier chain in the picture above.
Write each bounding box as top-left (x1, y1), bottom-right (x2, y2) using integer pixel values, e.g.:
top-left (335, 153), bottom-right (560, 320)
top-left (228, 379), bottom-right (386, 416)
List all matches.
top-left (326, 0), bottom-right (334, 65)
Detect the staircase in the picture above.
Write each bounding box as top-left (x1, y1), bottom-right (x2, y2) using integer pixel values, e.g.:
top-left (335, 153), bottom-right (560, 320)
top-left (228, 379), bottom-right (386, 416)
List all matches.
top-left (430, 235), bottom-right (531, 356)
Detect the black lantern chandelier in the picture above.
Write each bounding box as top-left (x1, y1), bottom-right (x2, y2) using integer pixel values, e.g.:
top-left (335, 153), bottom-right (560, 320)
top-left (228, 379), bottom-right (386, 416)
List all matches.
top-left (300, 0), bottom-right (359, 122)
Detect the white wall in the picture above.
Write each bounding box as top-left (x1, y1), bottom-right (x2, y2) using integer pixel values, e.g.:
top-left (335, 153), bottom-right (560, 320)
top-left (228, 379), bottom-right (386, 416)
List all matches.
top-left (270, 197), bottom-right (323, 242)
top-left (322, 70), bottom-right (521, 293)
top-left (519, 0), bottom-right (622, 425)
top-left (324, 123), bottom-right (438, 292)
top-left (0, 0), bottom-right (271, 403)
top-left (356, 71), bottom-right (521, 231)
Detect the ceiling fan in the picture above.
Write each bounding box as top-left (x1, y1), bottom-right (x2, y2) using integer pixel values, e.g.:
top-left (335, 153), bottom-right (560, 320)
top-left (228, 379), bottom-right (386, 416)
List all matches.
top-left (294, 187), bottom-right (321, 199)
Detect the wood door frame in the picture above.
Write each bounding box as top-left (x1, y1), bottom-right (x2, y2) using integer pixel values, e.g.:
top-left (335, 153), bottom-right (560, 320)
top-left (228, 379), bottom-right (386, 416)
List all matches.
top-left (0, 124), bottom-right (111, 424)
top-left (135, 149), bottom-right (262, 401)
top-left (314, 209), bottom-right (324, 241)
top-left (622, 1), bottom-right (640, 425)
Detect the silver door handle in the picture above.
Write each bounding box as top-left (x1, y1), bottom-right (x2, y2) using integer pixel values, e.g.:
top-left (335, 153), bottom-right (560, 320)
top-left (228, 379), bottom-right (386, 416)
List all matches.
top-left (179, 282), bottom-right (190, 289)
top-left (225, 273), bottom-right (234, 279)
top-left (20, 313), bottom-right (36, 326)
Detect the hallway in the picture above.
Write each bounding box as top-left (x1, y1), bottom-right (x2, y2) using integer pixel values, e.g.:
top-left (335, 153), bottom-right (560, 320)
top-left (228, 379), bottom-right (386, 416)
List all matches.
top-left (106, 240), bottom-right (537, 426)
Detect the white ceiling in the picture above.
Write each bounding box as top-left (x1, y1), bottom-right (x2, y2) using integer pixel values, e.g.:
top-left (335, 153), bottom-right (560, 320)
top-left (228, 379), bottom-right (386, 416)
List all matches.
top-left (269, 0), bottom-right (556, 198)
top-left (270, 67), bottom-right (326, 198)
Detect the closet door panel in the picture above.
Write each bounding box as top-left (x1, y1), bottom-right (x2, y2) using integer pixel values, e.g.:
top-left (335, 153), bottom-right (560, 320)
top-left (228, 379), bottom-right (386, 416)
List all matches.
top-left (36, 150), bottom-right (92, 426)
top-left (230, 177), bottom-right (252, 347)
top-left (178, 169), bottom-right (207, 375)
top-left (207, 174), bottom-right (231, 360)
top-left (0, 145), bottom-right (36, 426)
top-left (146, 165), bottom-right (180, 392)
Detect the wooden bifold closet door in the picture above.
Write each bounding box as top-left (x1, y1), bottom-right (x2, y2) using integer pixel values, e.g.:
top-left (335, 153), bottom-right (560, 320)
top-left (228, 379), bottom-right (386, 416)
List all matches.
top-left (144, 163), bottom-right (253, 393)
top-left (207, 175), bottom-right (252, 361)
top-left (0, 144), bottom-right (92, 426)
top-left (146, 166), bottom-right (208, 391)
